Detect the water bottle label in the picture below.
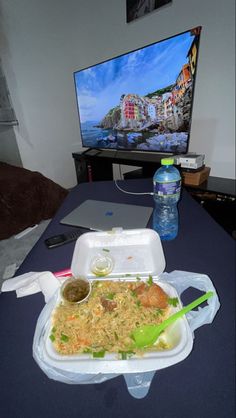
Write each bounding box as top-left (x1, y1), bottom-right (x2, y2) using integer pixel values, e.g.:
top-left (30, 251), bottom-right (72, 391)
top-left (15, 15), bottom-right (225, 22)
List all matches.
top-left (154, 180), bottom-right (181, 196)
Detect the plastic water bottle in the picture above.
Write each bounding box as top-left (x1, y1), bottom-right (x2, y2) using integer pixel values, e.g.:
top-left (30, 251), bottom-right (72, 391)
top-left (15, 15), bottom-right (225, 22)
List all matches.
top-left (152, 158), bottom-right (181, 241)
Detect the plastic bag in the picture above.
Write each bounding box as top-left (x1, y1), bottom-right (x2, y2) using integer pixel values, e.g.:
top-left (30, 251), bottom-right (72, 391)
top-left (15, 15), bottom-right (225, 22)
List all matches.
top-left (33, 270), bottom-right (220, 399)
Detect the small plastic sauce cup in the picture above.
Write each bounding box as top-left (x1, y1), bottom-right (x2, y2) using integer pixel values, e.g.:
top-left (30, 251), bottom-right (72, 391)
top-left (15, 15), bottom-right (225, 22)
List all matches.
top-left (61, 277), bottom-right (91, 304)
top-left (90, 253), bottom-right (114, 276)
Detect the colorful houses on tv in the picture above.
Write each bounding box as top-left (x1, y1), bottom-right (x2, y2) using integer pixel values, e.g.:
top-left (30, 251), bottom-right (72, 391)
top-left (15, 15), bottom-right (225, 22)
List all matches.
top-left (119, 35), bottom-right (198, 132)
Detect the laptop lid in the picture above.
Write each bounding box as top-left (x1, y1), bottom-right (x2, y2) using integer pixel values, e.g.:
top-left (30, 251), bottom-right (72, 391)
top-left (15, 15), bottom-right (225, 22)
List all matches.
top-left (60, 200), bottom-right (153, 230)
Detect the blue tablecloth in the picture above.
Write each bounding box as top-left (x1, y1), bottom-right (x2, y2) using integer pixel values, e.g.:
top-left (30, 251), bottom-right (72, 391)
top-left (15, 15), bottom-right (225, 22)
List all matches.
top-left (0, 178), bottom-right (235, 418)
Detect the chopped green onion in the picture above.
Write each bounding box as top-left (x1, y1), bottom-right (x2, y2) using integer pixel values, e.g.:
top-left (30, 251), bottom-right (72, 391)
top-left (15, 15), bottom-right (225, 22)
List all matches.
top-left (51, 327), bottom-right (56, 333)
top-left (60, 333), bottom-right (69, 342)
top-left (92, 281), bottom-right (99, 288)
top-left (119, 351), bottom-right (134, 360)
top-left (49, 334), bottom-right (55, 342)
top-left (155, 308), bottom-right (164, 316)
top-left (106, 292), bottom-right (115, 300)
top-left (92, 350), bottom-right (106, 358)
top-left (102, 248), bottom-right (110, 252)
top-left (168, 297), bottom-right (179, 307)
top-left (83, 348), bottom-right (92, 354)
top-left (147, 275), bottom-right (153, 286)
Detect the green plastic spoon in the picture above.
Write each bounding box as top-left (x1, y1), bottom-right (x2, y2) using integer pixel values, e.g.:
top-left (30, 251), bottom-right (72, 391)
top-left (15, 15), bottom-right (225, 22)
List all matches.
top-left (131, 291), bottom-right (214, 348)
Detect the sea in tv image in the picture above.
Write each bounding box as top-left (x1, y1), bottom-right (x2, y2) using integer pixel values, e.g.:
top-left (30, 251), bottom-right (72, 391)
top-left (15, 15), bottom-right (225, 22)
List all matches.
top-left (74, 27), bottom-right (201, 153)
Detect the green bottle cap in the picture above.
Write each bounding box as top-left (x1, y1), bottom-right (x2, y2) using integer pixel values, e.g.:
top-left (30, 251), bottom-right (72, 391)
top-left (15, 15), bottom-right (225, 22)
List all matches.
top-left (161, 158), bottom-right (174, 166)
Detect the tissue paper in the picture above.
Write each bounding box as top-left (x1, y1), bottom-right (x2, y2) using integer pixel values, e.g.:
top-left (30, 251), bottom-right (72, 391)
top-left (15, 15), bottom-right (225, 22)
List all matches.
top-left (1, 271), bottom-right (60, 302)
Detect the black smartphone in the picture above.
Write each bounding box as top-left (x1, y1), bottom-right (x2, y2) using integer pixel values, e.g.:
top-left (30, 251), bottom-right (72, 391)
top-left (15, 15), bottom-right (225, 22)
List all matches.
top-left (44, 228), bottom-right (91, 249)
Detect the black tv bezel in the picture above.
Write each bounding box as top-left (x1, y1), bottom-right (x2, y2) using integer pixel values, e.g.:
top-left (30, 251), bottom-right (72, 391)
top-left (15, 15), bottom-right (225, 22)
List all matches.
top-left (73, 26), bottom-right (202, 156)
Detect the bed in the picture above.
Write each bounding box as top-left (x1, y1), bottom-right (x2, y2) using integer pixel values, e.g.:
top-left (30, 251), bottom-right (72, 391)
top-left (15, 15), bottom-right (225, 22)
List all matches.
top-left (0, 162), bottom-right (68, 240)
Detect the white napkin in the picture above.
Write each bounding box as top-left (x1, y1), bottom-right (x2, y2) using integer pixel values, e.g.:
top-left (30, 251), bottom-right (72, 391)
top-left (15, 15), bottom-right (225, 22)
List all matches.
top-left (1, 271), bottom-right (61, 303)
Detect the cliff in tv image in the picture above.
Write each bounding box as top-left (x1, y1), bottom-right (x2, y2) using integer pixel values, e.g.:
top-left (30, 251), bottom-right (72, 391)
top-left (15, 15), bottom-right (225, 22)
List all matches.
top-left (99, 34), bottom-right (198, 135)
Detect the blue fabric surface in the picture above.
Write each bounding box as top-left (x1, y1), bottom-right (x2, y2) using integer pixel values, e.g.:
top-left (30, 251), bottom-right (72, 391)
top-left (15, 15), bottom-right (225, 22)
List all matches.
top-left (0, 178), bottom-right (235, 418)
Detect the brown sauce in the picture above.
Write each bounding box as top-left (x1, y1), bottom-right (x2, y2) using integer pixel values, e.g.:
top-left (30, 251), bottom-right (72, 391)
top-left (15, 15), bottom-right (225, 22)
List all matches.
top-left (62, 278), bottom-right (90, 303)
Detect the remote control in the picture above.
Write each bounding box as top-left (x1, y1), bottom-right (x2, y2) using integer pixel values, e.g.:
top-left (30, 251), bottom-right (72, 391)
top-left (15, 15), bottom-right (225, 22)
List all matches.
top-left (44, 228), bottom-right (91, 249)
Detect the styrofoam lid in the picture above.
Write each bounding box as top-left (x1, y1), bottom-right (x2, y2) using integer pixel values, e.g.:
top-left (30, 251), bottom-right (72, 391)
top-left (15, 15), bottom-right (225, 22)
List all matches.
top-left (71, 228), bottom-right (166, 279)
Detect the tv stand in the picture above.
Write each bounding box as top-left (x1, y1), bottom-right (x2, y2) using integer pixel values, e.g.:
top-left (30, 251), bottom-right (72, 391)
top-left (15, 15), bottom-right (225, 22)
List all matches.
top-left (72, 149), bottom-right (167, 183)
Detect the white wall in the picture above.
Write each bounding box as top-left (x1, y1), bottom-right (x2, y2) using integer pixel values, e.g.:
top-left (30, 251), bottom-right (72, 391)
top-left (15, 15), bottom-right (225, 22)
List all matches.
top-left (0, 125), bottom-right (22, 166)
top-left (0, 0), bottom-right (235, 188)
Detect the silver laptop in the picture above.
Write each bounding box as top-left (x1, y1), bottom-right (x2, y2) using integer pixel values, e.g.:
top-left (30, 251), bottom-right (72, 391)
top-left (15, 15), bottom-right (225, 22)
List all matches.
top-left (60, 200), bottom-right (153, 230)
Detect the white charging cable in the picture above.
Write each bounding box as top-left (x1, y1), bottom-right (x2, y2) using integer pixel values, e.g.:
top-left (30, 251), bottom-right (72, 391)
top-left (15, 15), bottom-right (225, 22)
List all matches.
top-left (114, 179), bottom-right (153, 195)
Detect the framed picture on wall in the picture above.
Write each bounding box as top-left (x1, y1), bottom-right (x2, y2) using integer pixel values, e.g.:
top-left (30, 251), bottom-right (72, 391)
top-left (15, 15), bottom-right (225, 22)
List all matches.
top-left (127, 0), bottom-right (172, 23)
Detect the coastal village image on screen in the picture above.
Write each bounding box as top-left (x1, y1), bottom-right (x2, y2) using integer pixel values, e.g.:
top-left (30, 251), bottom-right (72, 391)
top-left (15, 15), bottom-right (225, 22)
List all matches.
top-left (74, 27), bottom-right (201, 152)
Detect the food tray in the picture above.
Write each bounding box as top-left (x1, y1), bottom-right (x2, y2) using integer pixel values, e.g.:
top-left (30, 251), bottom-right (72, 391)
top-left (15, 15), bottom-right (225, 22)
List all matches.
top-left (43, 279), bottom-right (193, 373)
top-left (41, 228), bottom-right (193, 374)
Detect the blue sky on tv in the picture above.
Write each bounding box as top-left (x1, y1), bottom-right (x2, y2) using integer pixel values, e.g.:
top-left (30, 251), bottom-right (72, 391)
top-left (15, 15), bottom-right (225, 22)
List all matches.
top-left (75, 31), bottom-right (193, 122)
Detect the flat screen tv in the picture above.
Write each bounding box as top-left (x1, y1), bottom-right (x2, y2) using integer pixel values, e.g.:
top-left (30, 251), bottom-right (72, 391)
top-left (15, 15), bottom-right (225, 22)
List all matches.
top-left (73, 26), bottom-right (201, 154)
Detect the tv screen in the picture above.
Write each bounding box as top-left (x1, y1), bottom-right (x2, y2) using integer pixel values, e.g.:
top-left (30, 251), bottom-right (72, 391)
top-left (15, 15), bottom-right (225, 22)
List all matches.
top-left (73, 27), bottom-right (201, 154)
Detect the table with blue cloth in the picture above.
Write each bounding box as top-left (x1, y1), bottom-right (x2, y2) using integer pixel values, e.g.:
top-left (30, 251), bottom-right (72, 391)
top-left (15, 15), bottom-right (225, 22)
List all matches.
top-left (0, 178), bottom-right (235, 418)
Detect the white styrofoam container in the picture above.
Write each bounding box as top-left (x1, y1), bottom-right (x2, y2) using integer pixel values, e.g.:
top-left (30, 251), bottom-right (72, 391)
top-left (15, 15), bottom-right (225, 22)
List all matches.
top-left (43, 228), bottom-right (193, 373)
top-left (71, 227), bottom-right (166, 279)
